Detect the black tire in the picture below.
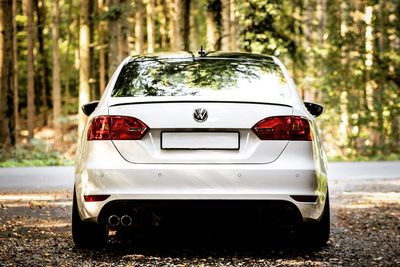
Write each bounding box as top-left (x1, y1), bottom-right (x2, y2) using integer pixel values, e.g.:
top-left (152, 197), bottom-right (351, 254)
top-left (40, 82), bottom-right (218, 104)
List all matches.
top-left (72, 190), bottom-right (108, 248)
top-left (297, 193), bottom-right (330, 246)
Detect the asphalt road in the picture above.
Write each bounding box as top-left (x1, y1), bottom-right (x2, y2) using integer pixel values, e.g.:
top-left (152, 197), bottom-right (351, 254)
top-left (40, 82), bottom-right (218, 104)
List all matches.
top-left (0, 161), bottom-right (399, 192)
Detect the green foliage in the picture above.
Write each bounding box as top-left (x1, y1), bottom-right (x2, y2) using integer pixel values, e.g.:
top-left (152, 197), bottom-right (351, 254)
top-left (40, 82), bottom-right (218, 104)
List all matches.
top-left (237, 1), bottom-right (297, 57)
top-left (0, 139), bottom-right (74, 167)
top-left (100, 4), bottom-right (123, 21)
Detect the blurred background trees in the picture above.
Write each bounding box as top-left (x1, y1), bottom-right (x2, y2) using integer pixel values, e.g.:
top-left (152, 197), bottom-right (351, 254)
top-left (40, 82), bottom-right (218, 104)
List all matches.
top-left (0, 0), bottom-right (399, 165)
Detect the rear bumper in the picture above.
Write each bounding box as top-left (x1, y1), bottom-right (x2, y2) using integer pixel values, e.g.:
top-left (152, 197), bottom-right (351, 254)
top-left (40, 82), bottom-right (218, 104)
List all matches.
top-left (75, 142), bottom-right (328, 222)
top-left (97, 200), bottom-right (304, 228)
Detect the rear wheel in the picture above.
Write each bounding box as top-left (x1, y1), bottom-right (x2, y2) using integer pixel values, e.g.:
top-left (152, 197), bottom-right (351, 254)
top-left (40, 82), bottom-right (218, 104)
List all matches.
top-left (72, 190), bottom-right (108, 248)
top-left (297, 193), bottom-right (330, 246)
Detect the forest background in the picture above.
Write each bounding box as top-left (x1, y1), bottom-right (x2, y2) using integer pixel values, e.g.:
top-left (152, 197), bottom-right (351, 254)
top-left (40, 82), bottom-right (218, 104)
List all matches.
top-left (0, 0), bottom-right (399, 166)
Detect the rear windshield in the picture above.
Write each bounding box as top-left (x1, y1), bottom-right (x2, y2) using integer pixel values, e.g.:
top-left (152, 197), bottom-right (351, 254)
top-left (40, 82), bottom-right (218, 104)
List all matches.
top-left (111, 58), bottom-right (291, 100)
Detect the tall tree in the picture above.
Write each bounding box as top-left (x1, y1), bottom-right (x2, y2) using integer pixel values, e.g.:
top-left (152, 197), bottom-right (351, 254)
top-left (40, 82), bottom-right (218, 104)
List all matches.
top-left (0, 0), bottom-right (15, 147)
top-left (221, 0), bottom-right (230, 51)
top-left (189, 0), bottom-right (200, 51)
top-left (26, 0), bottom-right (35, 140)
top-left (79, 0), bottom-right (91, 134)
top-left (108, 0), bottom-right (120, 75)
top-left (167, 0), bottom-right (176, 49)
top-left (159, 0), bottom-right (169, 49)
top-left (135, 0), bottom-right (144, 54)
top-left (206, 0), bottom-right (221, 50)
top-left (88, 0), bottom-right (96, 99)
top-left (174, 0), bottom-right (191, 50)
top-left (118, 0), bottom-right (130, 58)
top-left (146, 0), bottom-right (155, 53)
top-left (135, 0), bottom-right (145, 54)
top-left (51, 0), bottom-right (62, 147)
top-left (229, 0), bottom-right (238, 50)
top-left (64, 0), bottom-right (74, 103)
top-left (34, 0), bottom-right (51, 126)
top-left (98, 0), bottom-right (107, 94)
top-left (12, 0), bottom-right (19, 142)
top-left (373, 0), bottom-right (387, 149)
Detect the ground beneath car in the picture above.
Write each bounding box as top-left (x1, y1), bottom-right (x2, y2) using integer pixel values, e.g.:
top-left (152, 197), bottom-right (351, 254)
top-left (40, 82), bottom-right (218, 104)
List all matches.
top-left (0, 178), bottom-right (399, 266)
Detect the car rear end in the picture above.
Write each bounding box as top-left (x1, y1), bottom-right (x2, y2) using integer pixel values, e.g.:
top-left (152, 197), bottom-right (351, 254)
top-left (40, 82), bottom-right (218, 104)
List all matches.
top-left (74, 52), bottom-right (328, 245)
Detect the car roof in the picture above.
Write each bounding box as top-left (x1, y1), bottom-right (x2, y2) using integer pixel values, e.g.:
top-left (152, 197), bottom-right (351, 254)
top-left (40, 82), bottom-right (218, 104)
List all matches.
top-left (128, 51), bottom-right (275, 63)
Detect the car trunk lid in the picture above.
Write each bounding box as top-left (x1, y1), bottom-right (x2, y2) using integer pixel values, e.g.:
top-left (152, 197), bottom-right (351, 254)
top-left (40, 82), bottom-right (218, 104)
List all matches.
top-left (108, 99), bottom-right (293, 164)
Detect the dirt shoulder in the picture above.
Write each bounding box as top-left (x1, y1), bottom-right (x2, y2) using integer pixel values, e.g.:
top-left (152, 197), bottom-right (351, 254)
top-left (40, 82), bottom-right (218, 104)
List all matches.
top-left (0, 179), bottom-right (399, 266)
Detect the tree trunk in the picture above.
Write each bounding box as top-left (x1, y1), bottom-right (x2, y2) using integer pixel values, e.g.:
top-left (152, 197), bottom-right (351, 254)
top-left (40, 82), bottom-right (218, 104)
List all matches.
top-left (173, 0), bottom-right (181, 50)
top-left (375, 0), bottom-right (387, 149)
top-left (302, 0), bottom-right (313, 101)
top-left (206, 0), bottom-right (221, 50)
top-left (34, 0), bottom-right (51, 127)
top-left (221, 0), bottom-right (230, 51)
top-left (108, 0), bottom-right (119, 76)
top-left (229, 0), bottom-right (238, 50)
top-left (119, 0), bottom-right (130, 58)
top-left (206, 10), bottom-right (216, 50)
top-left (174, 0), bottom-right (191, 50)
top-left (135, 0), bottom-right (145, 54)
top-left (51, 0), bottom-right (62, 147)
top-left (26, 0), bottom-right (35, 140)
top-left (167, 0), bottom-right (175, 49)
top-left (364, 5), bottom-right (374, 112)
top-left (98, 0), bottom-right (107, 94)
top-left (0, 0), bottom-right (15, 147)
top-left (12, 0), bottom-right (19, 143)
top-left (146, 0), bottom-right (156, 53)
top-left (189, 0), bottom-right (200, 51)
top-left (339, 1), bottom-right (350, 149)
top-left (182, 0), bottom-right (191, 50)
top-left (64, 0), bottom-right (73, 105)
top-left (79, 0), bottom-right (91, 135)
top-left (159, 0), bottom-right (168, 49)
top-left (89, 0), bottom-right (96, 100)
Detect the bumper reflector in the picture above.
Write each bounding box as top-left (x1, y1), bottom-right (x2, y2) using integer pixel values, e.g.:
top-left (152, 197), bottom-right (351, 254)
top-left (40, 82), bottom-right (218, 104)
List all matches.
top-left (290, 195), bottom-right (318, 203)
top-left (84, 195), bottom-right (110, 202)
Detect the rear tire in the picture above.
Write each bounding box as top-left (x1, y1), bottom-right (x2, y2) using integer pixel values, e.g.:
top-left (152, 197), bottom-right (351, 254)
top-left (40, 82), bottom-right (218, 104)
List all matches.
top-left (72, 190), bottom-right (108, 248)
top-left (297, 193), bottom-right (330, 246)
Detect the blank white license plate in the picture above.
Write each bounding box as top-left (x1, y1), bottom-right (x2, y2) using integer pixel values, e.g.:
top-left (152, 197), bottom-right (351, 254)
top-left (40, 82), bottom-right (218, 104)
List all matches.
top-left (161, 132), bottom-right (240, 150)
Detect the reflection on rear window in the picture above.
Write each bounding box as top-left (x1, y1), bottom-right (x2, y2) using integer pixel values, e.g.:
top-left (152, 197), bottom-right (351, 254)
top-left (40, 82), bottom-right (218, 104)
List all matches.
top-left (111, 58), bottom-right (291, 99)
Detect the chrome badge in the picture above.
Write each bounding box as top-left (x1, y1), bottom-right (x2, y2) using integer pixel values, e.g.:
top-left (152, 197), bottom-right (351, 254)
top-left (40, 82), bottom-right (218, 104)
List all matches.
top-left (193, 108), bottom-right (208, 123)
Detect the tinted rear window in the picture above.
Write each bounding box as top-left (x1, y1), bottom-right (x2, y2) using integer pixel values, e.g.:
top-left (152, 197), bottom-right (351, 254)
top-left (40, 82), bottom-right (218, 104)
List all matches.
top-left (111, 59), bottom-right (291, 99)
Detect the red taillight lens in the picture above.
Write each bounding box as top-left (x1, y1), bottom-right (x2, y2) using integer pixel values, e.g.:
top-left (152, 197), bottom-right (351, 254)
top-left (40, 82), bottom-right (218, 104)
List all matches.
top-left (87, 116), bottom-right (149, 140)
top-left (252, 116), bottom-right (291, 140)
top-left (87, 116), bottom-right (111, 140)
top-left (110, 116), bottom-right (149, 140)
top-left (290, 116), bottom-right (312, 141)
top-left (84, 195), bottom-right (110, 202)
top-left (252, 116), bottom-right (312, 141)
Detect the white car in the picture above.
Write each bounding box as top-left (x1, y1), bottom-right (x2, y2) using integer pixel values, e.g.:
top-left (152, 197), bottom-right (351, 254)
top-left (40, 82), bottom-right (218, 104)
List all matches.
top-left (73, 52), bottom-right (329, 248)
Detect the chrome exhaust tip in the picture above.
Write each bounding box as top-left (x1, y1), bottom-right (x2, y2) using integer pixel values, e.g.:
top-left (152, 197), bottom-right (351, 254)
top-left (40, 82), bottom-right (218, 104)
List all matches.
top-left (108, 215), bottom-right (120, 227)
top-left (120, 215), bottom-right (133, 227)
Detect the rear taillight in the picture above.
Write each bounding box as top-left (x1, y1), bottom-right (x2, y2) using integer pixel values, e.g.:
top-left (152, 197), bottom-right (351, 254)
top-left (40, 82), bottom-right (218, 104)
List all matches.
top-left (87, 115), bottom-right (149, 141)
top-left (252, 116), bottom-right (312, 141)
top-left (84, 195), bottom-right (110, 202)
top-left (87, 116), bottom-right (111, 140)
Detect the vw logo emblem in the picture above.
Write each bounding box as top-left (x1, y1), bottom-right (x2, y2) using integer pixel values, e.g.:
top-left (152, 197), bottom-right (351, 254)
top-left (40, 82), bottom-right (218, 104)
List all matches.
top-left (193, 108), bottom-right (208, 123)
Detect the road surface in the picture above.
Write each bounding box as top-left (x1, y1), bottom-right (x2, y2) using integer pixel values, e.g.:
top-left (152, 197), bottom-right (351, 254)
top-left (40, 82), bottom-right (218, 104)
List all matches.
top-left (0, 161), bottom-right (399, 266)
top-left (0, 161), bottom-right (399, 192)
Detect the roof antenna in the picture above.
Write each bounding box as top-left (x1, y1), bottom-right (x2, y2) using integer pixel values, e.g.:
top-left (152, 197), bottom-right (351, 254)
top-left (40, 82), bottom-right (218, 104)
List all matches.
top-left (198, 45), bottom-right (206, 57)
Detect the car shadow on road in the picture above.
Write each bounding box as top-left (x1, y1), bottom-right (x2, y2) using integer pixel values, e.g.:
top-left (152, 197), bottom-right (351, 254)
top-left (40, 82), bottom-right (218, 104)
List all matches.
top-left (75, 220), bottom-right (328, 261)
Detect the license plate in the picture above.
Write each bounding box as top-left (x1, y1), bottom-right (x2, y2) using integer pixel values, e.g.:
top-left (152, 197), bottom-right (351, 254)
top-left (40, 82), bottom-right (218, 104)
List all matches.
top-left (161, 132), bottom-right (240, 150)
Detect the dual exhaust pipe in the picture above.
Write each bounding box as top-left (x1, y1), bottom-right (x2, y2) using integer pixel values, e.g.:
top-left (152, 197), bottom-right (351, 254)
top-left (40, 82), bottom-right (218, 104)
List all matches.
top-left (108, 214), bottom-right (133, 227)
